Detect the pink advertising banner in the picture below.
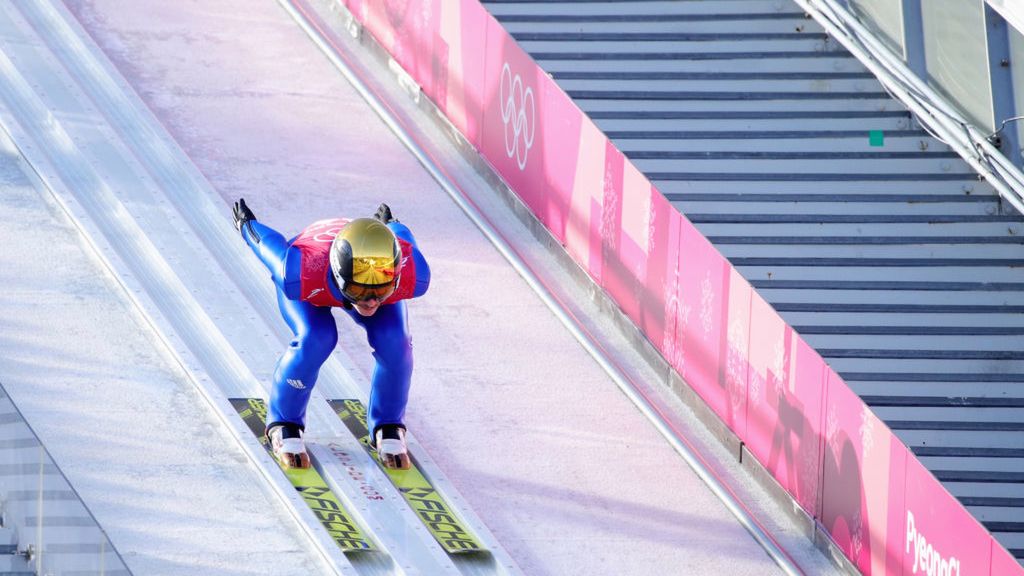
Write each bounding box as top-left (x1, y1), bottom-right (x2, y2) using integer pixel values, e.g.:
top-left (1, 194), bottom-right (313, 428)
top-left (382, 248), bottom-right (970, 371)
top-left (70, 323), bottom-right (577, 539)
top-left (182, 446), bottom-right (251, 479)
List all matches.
top-left (641, 191), bottom-right (678, 352)
top-left (480, 15), bottom-right (588, 241)
top-left (480, 17), bottom-right (548, 226)
top-left (342, 0), bottom-right (489, 144)
top-left (821, 373), bottom-right (908, 576)
top-left (744, 294), bottom-right (826, 518)
top-left (992, 537), bottom-right (1024, 576)
top-left (563, 114), bottom-right (607, 280)
top-left (722, 267), bottom-right (751, 439)
top-left (436, 0), bottom-right (489, 146)
top-left (903, 456), bottom-right (992, 575)
top-left (341, 0), bottom-right (1022, 572)
top-left (674, 221), bottom-right (730, 426)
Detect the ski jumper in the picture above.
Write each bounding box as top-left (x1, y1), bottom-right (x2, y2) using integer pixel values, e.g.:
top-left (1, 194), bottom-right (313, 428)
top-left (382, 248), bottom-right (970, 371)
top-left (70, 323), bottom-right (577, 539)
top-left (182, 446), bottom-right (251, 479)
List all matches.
top-left (242, 217), bottom-right (430, 437)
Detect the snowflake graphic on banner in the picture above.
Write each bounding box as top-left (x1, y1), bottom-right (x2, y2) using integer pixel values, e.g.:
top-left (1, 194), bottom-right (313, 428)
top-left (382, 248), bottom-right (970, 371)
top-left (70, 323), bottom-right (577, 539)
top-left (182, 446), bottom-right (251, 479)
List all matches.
top-left (749, 371), bottom-right (764, 408)
top-left (859, 404), bottom-right (876, 457)
top-left (800, 440), bottom-right (818, 511)
top-left (662, 288), bottom-right (681, 369)
top-left (639, 203), bottom-right (655, 279)
top-left (677, 300), bottom-right (692, 375)
top-left (647, 204), bottom-right (657, 254)
top-left (826, 404), bottom-right (840, 460)
top-left (662, 265), bottom-right (689, 375)
top-left (700, 271), bottom-right (714, 339)
top-left (771, 338), bottom-right (787, 396)
top-left (630, 200), bottom-right (655, 276)
top-left (850, 510), bottom-right (864, 560)
top-left (726, 316), bottom-right (748, 422)
top-left (600, 164), bottom-right (619, 253)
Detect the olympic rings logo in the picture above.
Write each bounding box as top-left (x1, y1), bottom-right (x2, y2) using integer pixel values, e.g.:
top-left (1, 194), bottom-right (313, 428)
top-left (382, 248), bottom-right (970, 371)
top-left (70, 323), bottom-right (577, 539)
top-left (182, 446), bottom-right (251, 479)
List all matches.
top-left (313, 227), bottom-right (343, 243)
top-left (499, 63), bottom-right (535, 171)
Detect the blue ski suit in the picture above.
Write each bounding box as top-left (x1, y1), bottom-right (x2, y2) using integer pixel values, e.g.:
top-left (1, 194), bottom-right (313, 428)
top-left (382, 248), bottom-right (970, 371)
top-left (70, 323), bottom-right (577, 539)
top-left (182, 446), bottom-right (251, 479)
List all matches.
top-left (241, 218), bottom-right (430, 437)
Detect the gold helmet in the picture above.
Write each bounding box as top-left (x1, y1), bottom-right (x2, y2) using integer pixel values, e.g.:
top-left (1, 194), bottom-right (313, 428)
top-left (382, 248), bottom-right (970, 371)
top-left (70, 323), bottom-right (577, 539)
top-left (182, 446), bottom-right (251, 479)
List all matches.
top-left (329, 218), bottom-right (401, 303)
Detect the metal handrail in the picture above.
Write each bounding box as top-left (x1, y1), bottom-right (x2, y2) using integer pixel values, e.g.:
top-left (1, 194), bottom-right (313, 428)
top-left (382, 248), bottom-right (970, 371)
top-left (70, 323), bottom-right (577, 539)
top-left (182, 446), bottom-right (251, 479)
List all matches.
top-left (796, 0), bottom-right (1024, 216)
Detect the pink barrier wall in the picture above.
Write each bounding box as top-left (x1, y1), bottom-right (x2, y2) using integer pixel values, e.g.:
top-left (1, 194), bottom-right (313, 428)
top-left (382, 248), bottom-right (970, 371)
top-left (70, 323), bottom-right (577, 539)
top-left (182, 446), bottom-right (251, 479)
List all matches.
top-left (341, 1), bottom-right (1023, 573)
top-left (822, 376), bottom-right (908, 575)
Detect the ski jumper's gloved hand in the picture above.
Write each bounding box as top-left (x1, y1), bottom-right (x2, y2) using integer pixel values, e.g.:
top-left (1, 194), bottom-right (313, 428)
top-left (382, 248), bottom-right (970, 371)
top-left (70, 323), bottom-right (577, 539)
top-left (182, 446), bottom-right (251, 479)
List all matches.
top-left (373, 203), bottom-right (397, 224)
top-left (373, 203), bottom-right (430, 297)
top-left (234, 197), bottom-right (265, 246)
top-left (233, 198), bottom-right (256, 232)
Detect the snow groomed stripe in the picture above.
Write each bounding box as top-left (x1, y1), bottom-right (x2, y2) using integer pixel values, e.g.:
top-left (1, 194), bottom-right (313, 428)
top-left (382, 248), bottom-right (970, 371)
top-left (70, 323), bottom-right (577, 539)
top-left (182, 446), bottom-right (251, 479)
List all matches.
top-left (230, 398), bottom-right (375, 552)
top-left (335, 1), bottom-right (1024, 574)
top-left (328, 399), bottom-right (486, 554)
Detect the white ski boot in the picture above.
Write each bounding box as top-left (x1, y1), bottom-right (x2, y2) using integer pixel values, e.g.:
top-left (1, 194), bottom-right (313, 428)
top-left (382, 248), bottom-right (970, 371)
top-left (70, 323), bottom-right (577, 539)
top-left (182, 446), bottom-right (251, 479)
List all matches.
top-left (267, 423), bottom-right (310, 469)
top-left (375, 424), bottom-right (410, 470)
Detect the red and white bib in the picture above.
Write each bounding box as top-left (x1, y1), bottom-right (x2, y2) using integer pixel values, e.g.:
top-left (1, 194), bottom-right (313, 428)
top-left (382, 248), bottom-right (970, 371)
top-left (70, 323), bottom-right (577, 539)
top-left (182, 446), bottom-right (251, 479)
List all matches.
top-left (291, 218), bottom-right (416, 307)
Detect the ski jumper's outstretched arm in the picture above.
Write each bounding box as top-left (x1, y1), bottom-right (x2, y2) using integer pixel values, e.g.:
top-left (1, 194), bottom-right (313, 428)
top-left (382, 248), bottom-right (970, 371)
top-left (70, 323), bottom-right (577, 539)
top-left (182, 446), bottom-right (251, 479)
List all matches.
top-left (241, 219), bottom-right (288, 284)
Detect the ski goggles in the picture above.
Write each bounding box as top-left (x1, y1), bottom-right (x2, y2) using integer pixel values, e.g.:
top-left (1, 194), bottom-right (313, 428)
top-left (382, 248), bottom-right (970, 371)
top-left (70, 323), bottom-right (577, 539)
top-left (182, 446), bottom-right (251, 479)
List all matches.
top-left (341, 280), bottom-right (397, 303)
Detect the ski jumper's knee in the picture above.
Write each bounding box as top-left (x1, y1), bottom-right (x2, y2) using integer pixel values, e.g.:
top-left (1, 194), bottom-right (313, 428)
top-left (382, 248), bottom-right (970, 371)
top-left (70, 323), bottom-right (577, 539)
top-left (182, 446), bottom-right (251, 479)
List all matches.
top-left (287, 316), bottom-right (338, 369)
top-left (269, 289), bottom-right (338, 427)
top-left (285, 303), bottom-right (337, 357)
top-left (371, 327), bottom-right (412, 371)
top-left (353, 302), bottom-right (413, 436)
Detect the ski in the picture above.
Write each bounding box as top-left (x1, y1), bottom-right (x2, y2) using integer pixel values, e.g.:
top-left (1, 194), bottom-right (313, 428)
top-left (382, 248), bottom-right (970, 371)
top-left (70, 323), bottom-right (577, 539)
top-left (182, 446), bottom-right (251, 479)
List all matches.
top-left (230, 398), bottom-right (375, 552)
top-left (328, 399), bottom-right (486, 554)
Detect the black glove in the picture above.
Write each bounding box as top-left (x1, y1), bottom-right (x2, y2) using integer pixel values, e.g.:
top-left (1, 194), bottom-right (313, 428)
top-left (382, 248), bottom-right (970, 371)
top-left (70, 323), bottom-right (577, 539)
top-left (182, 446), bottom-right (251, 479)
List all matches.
top-left (373, 203), bottom-right (397, 224)
top-left (233, 198), bottom-right (260, 242)
top-left (233, 198), bottom-right (255, 231)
